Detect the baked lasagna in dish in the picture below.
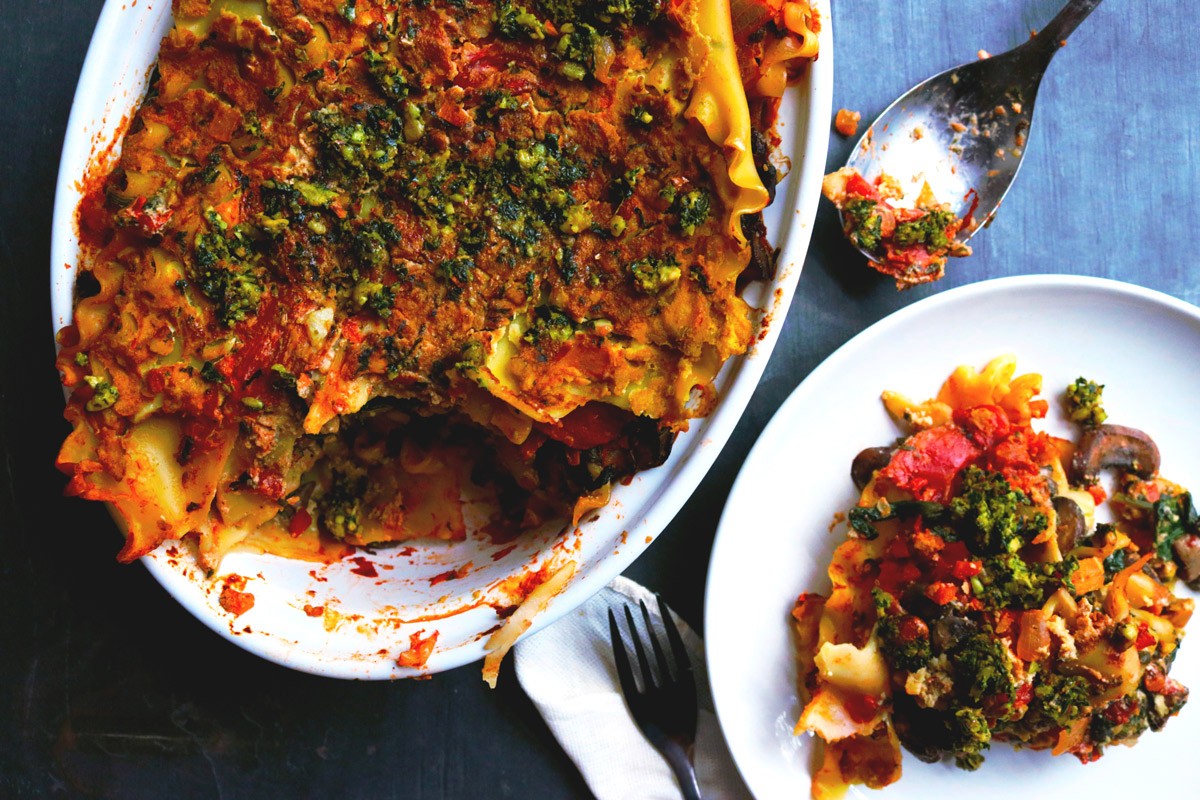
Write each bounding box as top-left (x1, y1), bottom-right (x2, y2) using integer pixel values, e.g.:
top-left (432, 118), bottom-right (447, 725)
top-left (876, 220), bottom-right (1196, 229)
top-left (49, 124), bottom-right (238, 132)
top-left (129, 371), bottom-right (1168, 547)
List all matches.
top-left (794, 357), bottom-right (1194, 798)
top-left (55, 0), bottom-right (820, 570)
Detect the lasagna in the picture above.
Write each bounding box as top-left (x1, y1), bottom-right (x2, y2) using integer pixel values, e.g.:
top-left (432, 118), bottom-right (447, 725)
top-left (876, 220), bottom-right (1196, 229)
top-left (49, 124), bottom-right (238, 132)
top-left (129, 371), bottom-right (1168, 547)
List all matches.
top-left (55, 0), bottom-right (820, 570)
top-left (794, 357), bottom-right (1194, 798)
top-left (822, 166), bottom-right (972, 289)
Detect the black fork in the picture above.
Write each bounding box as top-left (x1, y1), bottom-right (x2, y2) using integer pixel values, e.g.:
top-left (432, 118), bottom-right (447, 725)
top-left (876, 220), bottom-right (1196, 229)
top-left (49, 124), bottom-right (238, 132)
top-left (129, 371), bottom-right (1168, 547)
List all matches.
top-left (608, 596), bottom-right (701, 800)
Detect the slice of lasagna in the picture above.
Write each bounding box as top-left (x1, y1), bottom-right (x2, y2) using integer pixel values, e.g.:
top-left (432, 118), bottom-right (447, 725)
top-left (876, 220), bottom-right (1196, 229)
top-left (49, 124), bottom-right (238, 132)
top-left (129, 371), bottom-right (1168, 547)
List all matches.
top-left (794, 357), bottom-right (1194, 798)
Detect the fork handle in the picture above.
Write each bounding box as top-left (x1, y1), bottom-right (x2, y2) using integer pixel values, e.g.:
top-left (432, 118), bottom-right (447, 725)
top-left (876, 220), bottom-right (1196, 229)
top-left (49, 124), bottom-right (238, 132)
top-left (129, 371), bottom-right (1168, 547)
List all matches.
top-left (660, 740), bottom-right (702, 800)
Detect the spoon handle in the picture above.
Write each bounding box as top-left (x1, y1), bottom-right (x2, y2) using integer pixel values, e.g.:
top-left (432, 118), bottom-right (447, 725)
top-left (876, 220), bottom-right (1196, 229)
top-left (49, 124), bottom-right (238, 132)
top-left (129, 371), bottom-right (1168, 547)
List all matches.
top-left (1031, 0), bottom-right (1104, 55)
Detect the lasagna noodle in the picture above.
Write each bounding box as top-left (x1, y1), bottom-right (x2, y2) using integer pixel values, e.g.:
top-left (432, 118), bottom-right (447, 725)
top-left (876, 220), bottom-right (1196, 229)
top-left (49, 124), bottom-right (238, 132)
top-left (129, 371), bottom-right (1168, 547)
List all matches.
top-left (796, 525), bottom-right (902, 797)
top-left (59, 412), bottom-right (236, 562)
top-left (481, 559), bottom-right (577, 687)
top-left (682, 0), bottom-right (770, 243)
top-left (476, 315), bottom-right (723, 424)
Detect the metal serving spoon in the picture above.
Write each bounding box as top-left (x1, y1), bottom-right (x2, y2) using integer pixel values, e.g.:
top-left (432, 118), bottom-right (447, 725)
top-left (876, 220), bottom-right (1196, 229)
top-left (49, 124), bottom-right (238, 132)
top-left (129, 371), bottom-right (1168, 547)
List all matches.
top-left (844, 0), bottom-right (1103, 258)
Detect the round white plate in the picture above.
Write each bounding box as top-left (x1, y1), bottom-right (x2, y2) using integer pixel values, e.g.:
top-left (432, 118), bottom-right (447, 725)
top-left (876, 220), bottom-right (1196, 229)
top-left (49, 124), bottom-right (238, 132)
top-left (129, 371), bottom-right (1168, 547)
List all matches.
top-left (706, 275), bottom-right (1200, 798)
top-left (50, 2), bottom-right (834, 678)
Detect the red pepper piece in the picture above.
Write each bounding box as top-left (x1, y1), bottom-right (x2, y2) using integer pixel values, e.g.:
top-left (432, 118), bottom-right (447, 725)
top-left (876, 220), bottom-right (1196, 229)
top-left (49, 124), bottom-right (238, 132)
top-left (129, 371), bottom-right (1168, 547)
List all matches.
top-left (844, 172), bottom-right (879, 200)
top-left (289, 508), bottom-right (312, 536)
top-left (843, 692), bottom-right (879, 724)
top-left (1135, 623), bottom-right (1156, 650)
top-left (534, 402), bottom-right (633, 450)
top-left (876, 560), bottom-right (922, 595)
top-left (226, 292), bottom-right (281, 389)
top-left (952, 560), bottom-right (983, 580)
top-left (925, 581), bottom-right (958, 605)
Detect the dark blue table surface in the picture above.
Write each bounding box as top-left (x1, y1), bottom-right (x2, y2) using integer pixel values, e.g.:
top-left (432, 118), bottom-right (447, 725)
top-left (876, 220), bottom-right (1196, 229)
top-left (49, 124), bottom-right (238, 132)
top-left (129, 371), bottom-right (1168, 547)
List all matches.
top-left (2, 1), bottom-right (1196, 797)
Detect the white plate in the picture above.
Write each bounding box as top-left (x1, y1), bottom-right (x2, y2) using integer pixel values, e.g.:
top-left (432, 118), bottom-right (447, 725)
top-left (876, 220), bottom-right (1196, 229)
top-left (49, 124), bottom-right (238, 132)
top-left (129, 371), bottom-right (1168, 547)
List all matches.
top-left (705, 275), bottom-right (1200, 798)
top-left (50, 2), bottom-right (834, 678)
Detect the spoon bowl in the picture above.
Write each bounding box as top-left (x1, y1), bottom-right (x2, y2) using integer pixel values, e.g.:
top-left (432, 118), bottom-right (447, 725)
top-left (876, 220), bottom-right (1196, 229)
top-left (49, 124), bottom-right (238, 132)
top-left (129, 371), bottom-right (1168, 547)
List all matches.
top-left (845, 0), bottom-right (1103, 256)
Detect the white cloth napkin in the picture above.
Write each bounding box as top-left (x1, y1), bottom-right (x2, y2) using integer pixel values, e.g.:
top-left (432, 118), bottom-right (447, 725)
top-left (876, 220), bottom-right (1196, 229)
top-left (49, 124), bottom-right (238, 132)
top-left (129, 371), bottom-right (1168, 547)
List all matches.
top-left (514, 577), bottom-right (753, 800)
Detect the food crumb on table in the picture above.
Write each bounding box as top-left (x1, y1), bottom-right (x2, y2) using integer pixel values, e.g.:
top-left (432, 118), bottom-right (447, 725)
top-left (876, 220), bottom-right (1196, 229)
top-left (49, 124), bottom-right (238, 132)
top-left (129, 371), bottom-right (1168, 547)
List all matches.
top-left (835, 108), bottom-right (862, 136)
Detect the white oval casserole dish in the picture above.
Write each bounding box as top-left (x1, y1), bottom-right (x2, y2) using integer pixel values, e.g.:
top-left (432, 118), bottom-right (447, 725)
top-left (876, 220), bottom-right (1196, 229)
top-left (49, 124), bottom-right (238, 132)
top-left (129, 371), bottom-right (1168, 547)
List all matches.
top-left (50, 0), bottom-right (834, 678)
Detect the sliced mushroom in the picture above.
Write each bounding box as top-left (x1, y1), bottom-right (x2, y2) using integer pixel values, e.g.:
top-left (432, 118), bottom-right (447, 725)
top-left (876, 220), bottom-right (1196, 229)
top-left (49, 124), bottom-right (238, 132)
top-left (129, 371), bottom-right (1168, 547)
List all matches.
top-left (931, 613), bottom-right (977, 653)
top-left (741, 212), bottom-right (776, 281)
top-left (750, 128), bottom-right (779, 203)
top-left (627, 416), bottom-right (675, 471)
top-left (1041, 464), bottom-right (1059, 496)
top-left (851, 446), bottom-right (894, 490)
top-left (1070, 424), bottom-right (1161, 485)
top-left (1172, 533), bottom-right (1200, 585)
top-left (891, 695), bottom-right (949, 764)
top-left (1053, 495), bottom-right (1087, 553)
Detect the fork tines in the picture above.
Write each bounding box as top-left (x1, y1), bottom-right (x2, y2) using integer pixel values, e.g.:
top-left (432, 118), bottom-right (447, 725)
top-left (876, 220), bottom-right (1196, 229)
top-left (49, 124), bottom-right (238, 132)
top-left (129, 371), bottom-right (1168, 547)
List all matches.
top-left (607, 595), bottom-right (698, 741)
